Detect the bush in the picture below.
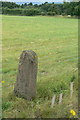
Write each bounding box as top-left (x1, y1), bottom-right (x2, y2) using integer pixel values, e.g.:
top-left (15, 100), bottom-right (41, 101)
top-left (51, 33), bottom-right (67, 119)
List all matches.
top-left (1, 1), bottom-right (80, 17)
top-left (25, 9), bottom-right (40, 16)
top-left (62, 13), bottom-right (66, 16)
top-left (47, 11), bottom-right (56, 16)
top-left (41, 12), bottom-right (46, 16)
top-left (0, 8), bottom-right (2, 14)
top-left (2, 8), bottom-right (40, 16)
top-left (2, 8), bottom-right (22, 15)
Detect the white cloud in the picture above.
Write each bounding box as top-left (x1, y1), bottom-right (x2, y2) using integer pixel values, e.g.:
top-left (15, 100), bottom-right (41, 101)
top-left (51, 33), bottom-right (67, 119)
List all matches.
top-left (2, 0), bottom-right (78, 2)
top-left (1, 0), bottom-right (68, 2)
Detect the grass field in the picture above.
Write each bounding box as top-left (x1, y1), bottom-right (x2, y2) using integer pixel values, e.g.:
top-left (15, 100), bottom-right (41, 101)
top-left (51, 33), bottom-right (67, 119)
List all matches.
top-left (2, 15), bottom-right (78, 118)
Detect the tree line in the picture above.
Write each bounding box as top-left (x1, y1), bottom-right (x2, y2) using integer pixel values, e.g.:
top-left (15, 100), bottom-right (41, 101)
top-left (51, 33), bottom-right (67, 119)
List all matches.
top-left (0, 1), bottom-right (80, 16)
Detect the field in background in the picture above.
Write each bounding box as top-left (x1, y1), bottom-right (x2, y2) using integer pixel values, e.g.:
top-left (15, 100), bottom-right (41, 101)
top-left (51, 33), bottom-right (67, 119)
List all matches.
top-left (2, 15), bottom-right (78, 118)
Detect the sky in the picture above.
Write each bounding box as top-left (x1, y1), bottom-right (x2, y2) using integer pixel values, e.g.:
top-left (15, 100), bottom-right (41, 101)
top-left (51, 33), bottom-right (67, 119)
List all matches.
top-left (1, 0), bottom-right (72, 2)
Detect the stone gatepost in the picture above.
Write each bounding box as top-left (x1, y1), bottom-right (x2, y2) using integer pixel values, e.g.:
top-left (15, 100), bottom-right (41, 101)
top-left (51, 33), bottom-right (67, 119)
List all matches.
top-left (14, 50), bottom-right (38, 100)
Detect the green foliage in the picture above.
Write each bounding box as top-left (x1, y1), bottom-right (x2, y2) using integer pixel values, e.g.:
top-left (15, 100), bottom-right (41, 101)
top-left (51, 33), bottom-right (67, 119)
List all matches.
top-left (2, 8), bottom-right (22, 15)
top-left (2, 8), bottom-right (40, 16)
top-left (71, 75), bottom-right (76, 82)
top-left (28, 2), bottom-right (33, 6)
top-left (62, 13), bottom-right (66, 16)
top-left (24, 9), bottom-right (40, 16)
top-left (0, 8), bottom-right (2, 14)
top-left (1, 1), bottom-right (20, 9)
top-left (47, 11), bottom-right (56, 16)
top-left (41, 12), bottom-right (46, 16)
top-left (2, 101), bottom-right (12, 111)
top-left (0, 1), bottom-right (79, 16)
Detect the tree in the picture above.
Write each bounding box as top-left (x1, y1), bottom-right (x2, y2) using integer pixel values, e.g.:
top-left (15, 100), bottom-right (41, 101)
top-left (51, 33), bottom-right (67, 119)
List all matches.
top-left (1, 1), bottom-right (79, 16)
top-left (28, 2), bottom-right (33, 6)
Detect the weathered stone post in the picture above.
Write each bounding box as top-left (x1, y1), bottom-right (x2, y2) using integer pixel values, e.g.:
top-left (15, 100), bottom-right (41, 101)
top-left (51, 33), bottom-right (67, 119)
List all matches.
top-left (14, 50), bottom-right (38, 100)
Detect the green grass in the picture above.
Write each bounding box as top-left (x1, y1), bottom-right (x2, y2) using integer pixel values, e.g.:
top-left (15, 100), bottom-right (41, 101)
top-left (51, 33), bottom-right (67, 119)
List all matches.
top-left (2, 15), bottom-right (78, 118)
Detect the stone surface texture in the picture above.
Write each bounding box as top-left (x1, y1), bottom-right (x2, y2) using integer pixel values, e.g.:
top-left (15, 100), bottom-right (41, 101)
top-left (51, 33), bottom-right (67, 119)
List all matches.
top-left (14, 50), bottom-right (38, 100)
